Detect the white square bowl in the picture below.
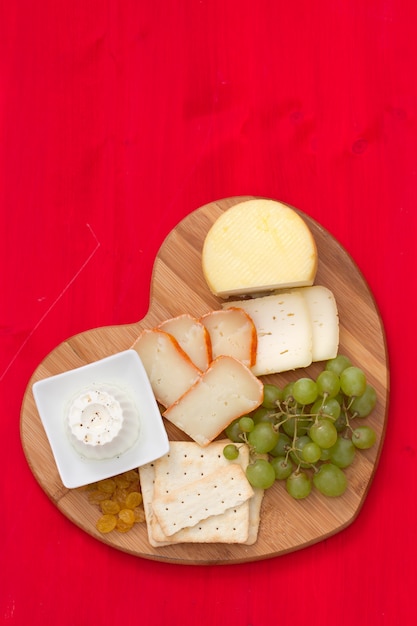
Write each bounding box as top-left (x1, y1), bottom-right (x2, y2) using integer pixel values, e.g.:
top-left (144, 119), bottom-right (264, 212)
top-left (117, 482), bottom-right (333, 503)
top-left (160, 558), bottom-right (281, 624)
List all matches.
top-left (32, 349), bottom-right (170, 488)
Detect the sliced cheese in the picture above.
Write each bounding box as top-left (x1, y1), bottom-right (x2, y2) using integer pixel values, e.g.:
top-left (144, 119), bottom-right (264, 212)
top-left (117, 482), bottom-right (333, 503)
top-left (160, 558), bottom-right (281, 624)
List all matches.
top-left (163, 355), bottom-right (263, 446)
top-left (223, 291), bottom-right (313, 375)
top-left (296, 285), bottom-right (339, 362)
top-left (202, 198), bottom-right (318, 297)
top-left (199, 307), bottom-right (257, 367)
top-left (132, 329), bottom-right (201, 408)
top-left (158, 313), bottom-right (212, 370)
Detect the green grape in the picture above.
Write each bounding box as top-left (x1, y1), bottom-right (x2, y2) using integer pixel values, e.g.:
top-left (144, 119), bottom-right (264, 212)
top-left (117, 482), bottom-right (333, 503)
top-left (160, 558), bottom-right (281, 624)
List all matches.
top-left (293, 378), bottom-right (319, 405)
top-left (286, 471), bottom-right (312, 499)
top-left (252, 407), bottom-right (276, 425)
top-left (246, 459), bottom-right (276, 489)
top-left (282, 415), bottom-right (310, 437)
top-left (319, 447), bottom-right (331, 461)
top-left (269, 432), bottom-right (291, 457)
top-left (334, 412), bottom-right (348, 433)
top-left (223, 444), bottom-right (239, 460)
top-left (270, 456), bottom-right (294, 480)
top-left (225, 418), bottom-right (244, 443)
top-left (282, 382), bottom-right (295, 402)
top-left (290, 435), bottom-right (313, 468)
top-left (328, 436), bottom-right (356, 468)
top-left (239, 416), bottom-right (255, 433)
top-left (311, 397), bottom-right (341, 420)
top-left (316, 370), bottom-right (341, 398)
top-left (340, 366), bottom-right (367, 397)
top-left (350, 385), bottom-right (377, 417)
top-left (313, 463), bottom-right (347, 497)
top-left (302, 441), bottom-right (322, 464)
top-left (309, 419), bottom-right (338, 449)
top-left (262, 384), bottom-right (283, 409)
top-left (247, 422), bottom-right (279, 454)
top-left (326, 354), bottom-right (352, 376)
top-left (352, 426), bottom-right (377, 449)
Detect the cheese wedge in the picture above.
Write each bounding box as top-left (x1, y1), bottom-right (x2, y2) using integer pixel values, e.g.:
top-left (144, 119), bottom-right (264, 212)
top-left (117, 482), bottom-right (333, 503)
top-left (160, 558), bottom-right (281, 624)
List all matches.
top-left (199, 307), bottom-right (257, 367)
top-left (163, 355), bottom-right (264, 446)
top-left (202, 198), bottom-right (318, 297)
top-left (224, 291), bottom-right (313, 375)
top-left (158, 313), bottom-right (212, 371)
top-left (132, 329), bottom-right (201, 408)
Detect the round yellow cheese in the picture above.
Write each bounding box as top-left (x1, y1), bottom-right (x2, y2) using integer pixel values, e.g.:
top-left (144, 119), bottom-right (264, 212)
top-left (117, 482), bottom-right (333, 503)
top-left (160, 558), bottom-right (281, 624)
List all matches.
top-left (202, 199), bottom-right (318, 297)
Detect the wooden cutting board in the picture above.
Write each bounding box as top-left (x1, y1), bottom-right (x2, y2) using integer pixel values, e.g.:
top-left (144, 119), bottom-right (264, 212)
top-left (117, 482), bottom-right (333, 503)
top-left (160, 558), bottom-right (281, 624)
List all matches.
top-left (20, 196), bottom-right (389, 565)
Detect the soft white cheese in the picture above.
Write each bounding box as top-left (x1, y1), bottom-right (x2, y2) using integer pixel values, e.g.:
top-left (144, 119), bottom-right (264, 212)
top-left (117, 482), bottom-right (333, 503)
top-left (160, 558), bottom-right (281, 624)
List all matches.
top-left (66, 385), bottom-right (140, 460)
top-left (67, 389), bottom-right (124, 446)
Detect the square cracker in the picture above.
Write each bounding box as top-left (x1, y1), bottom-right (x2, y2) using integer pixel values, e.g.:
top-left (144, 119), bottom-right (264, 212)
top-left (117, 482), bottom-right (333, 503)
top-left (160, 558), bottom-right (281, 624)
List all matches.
top-left (139, 441), bottom-right (264, 546)
top-left (152, 463), bottom-right (254, 536)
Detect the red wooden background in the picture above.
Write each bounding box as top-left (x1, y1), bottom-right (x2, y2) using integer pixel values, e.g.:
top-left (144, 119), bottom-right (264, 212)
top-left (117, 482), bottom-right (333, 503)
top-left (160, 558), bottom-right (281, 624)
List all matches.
top-left (1, 2), bottom-right (416, 625)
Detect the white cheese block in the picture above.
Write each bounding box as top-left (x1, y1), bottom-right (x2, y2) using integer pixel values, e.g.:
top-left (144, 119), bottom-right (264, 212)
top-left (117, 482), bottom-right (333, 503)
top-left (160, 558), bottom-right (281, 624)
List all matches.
top-left (163, 355), bottom-right (263, 446)
top-left (296, 285), bottom-right (339, 362)
top-left (224, 286), bottom-right (340, 375)
top-left (132, 329), bottom-right (201, 408)
top-left (202, 198), bottom-right (318, 297)
top-left (223, 291), bottom-right (313, 375)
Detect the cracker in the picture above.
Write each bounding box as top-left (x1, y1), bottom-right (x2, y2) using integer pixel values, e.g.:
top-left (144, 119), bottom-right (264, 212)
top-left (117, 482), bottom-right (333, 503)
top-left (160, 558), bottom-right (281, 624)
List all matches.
top-left (139, 462), bottom-right (173, 548)
top-left (152, 463), bottom-right (254, 536)
top-left (245, 488), bottom-right (264, 545)
top-left (139, 441), bottom-right (263, 546)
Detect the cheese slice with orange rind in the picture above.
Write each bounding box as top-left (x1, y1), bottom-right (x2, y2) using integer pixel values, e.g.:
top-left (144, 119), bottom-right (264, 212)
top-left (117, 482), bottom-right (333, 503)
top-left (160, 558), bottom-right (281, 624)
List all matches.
top-left (158, 313), bottom-right (212, 371)
top-left (199, 307), bottom-right (257, 367)
top-left (132, 329), bottom-right (201, 408)
top-left (202, 198), bottom-right (318, 298)
top-left (163, 355), bottom-right (263, 446)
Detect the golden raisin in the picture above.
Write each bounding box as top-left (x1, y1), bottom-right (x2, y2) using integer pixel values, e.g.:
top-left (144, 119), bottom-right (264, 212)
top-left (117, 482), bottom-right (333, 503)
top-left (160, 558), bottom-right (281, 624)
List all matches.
top-left (123, 469), bottom-right (139, 482)
top-left (114, 475), bottom-right (130, 489)
top-left (96, 514), bottom-right (117, 533)
top-left (133, 507), bottom-right (146, 523)
top-left (118, 508), bottom-right (135, 525)
top-left (97, 478), bottom-right (116, 494)
top-left (115, 518), bottom-right (133, 533)
top-left (88, 490), bottom-right (109, 504)
top-left (125, 491), bottom-right (142, 509)
top-left (100, 499), bottom-right (121, 515)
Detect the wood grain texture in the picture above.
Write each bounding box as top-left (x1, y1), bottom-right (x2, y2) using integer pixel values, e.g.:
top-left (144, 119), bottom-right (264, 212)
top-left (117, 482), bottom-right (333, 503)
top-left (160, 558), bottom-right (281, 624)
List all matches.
top-left (20, 196), bottom-right (389, 565)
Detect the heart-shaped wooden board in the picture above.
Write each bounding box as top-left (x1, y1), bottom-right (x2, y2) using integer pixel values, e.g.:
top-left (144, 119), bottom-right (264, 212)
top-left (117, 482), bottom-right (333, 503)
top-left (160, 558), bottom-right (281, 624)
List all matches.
top-left (20, 196), bottom-right (389, 565)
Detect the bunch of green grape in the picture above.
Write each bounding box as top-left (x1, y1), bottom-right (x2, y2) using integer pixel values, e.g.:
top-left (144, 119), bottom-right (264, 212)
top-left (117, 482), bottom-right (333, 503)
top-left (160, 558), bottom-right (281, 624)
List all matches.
top-left (223, 354), bottom-right (378, 499)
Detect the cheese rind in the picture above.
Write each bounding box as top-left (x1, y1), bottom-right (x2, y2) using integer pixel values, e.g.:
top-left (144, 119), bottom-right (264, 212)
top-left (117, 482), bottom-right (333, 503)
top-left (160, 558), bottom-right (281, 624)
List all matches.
top-left (199, 307), bottom-right (257, 367)
top-left (202, 199), bottom-right (318, 297)
top-left (132, 329), bottom-right (201, 408)
top-left (158, 313), bottom-right (212, 371)
top-left (163, 355), bottom-right (263, 446)
top-left (224, 292), bottom-right (313, 375)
